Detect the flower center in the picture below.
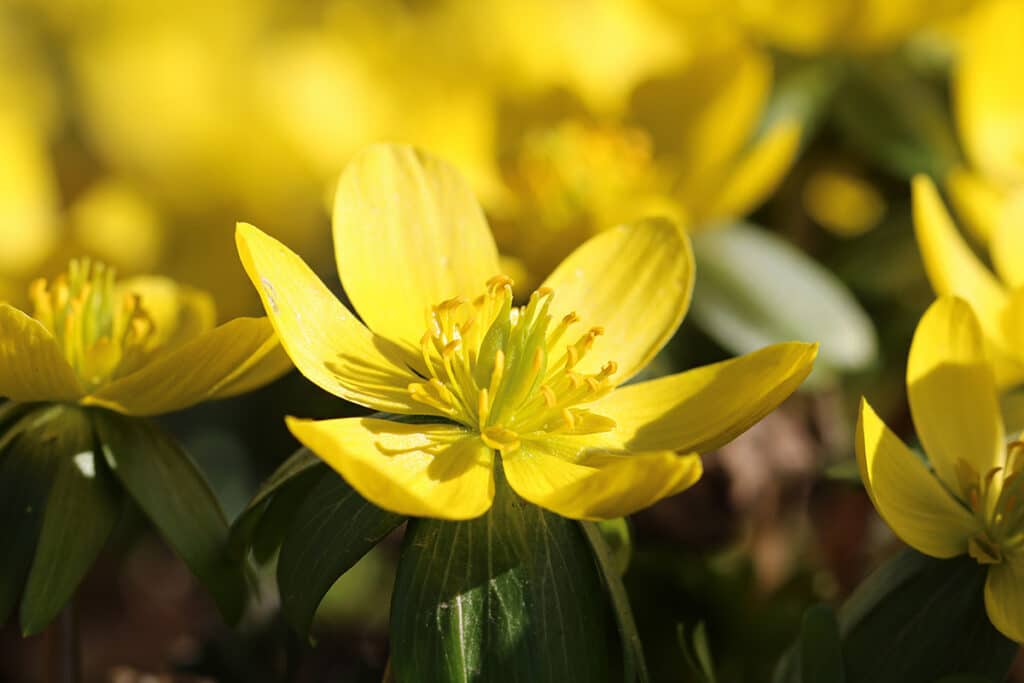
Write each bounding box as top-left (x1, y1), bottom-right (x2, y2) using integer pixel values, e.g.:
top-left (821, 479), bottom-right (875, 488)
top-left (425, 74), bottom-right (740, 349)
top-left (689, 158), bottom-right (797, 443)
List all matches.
top-left (407, 276), bottom-right (619, 452)
top-left (29, 259), bottom-right (156, 391)
top-left (961, 441), bottom-right (1024, 565)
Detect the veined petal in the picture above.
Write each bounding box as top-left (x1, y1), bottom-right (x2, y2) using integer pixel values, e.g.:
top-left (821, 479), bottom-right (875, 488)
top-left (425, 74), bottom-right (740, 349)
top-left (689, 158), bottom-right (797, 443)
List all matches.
top-left (502, 436), bottom-right (702, 520)
top-left (856, 399), bottom-right (978, 559)
top-left (908, 296), bottom-right (1005, 491)
top-left (704, 120), bottom-right (801, 222)
top-left (332, 144), bottom-right (500, 352)
top-left (236, 222), bottom-right (430, 415)
top-left (946, 167), bottom-right (1002, 244)
top-left (286, 417), bottom-right (494, 520)
top-left (538, 217), bottom-right (693, 383)
top-left (913, 175), bottom-right (1010, 346)
top-left (83, 318), bottom-right (292, 416)
top-left (0, 305), bottom-right (84, 402)
top-left (993, 194), bottom-right (1024, 289)
top-left (984, 560), bottom-right (1024, 643)
top-left (593, 342), bottom-right (817, 453)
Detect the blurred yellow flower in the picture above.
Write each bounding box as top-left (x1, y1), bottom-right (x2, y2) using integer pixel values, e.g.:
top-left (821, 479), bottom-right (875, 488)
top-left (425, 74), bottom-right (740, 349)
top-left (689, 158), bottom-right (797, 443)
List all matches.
top-left (0, 259), bottom-right (291, 415)
top-left (858, 295), bottom-right (1024, 642)
top-left (237, 144), bottom-right (817, 521)
top-left (913, 175), bottom-right (1024, 388)
top-left (803, 165), bottom-right (887, 237)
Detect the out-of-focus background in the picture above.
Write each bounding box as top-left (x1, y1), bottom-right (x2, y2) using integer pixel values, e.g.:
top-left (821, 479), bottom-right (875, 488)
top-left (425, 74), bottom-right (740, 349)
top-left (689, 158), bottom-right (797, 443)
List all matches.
top-left (2, 0), bottom-right (1021, 680)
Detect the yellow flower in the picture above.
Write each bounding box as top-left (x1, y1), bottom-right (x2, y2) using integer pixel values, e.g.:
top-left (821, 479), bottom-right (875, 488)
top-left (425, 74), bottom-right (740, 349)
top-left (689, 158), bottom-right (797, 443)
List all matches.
top-left (0, 259), bottom-right (291, 415)
top-left (912, 175), bottom-right (1024, 387)
top-left (236, 144), bottom-right (817, 521)
top-left (857, 295), bottom-right (1024, 642)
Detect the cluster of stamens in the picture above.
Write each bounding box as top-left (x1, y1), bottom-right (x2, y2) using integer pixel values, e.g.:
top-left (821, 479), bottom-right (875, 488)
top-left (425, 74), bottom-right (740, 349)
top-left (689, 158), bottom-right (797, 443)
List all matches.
top-left (29, 259), bottom-right (156, 391)
top-left (408, 276), bottom-right (618, 452)
top-left (959, 441), bottom-right (1024, 565)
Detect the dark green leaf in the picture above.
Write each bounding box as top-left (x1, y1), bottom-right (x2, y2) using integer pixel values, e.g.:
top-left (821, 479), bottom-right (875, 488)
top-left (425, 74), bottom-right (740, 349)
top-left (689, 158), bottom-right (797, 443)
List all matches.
top-left (92, 409), bottom-right (246, 623)
top-left (677, 622), bottom-right (717, 683)
top-left (799, 605), bottom-right (844, 683)
top-left (250, 465), bottom-right (327, 565)
top-left (832, 60), bottom-right (959, 179)
top-left (691, 223), bottom-right (878, 377)
top-left (0, 405), bottom-right (68, 623)
top-left (227, 447), bottom-right (324, 560)
top-left (839, 550), bottom-right (1016, 683)
top-left (582, 521), bottom-right (649, 683)
top-left (277, 470), bottom-right (405, 639)
top-left (391, 468), bottom-right (612, 683)
top-left (20, 413), bottom-right (121, 635)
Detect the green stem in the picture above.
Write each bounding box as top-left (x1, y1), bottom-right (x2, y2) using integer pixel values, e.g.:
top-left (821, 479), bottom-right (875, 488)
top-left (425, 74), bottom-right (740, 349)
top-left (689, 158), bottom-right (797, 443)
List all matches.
top-left (45, 601), bottom-right (80, 683)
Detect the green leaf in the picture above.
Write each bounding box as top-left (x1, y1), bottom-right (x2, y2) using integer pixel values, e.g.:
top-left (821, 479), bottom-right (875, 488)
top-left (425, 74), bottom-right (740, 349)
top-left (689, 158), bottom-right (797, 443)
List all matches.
top-left (677, 622), bottom-right (717, 683)
top-left (0, 405), bottom-right (68, 623)
top-left (390, 467), bottom-right (612, 683)
top-left (582, 521), bottom-right (649, 683)
top-left (832, 59), bottom-right (959, 179)
top-left (277, 469), bottom-right (405, 640)
top-left (92, 409), bottom-right (246, 623)
top-left (839, 550), bottom-right (1016, 683)
top-left (690, 223), bottom-right (878, 376)
top-left (20, 407), bottom-right (121, 635)
top-left (228, 447), bottom-right (324, 561)
top-left (799, 605), bottom-right (844, 683)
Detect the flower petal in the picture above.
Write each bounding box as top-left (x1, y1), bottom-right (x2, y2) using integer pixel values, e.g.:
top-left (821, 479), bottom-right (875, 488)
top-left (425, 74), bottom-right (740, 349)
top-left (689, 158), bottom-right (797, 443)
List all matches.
top-left (913, 175), bottom-right (1009, 344)
top-left (117, 275), bottom-right (217, 352)
top-left (538, 217), bottom-right (693, 383)
top-left (236, 222), bottom-right (430, 415)
top-left (908, 296), bottom-right (1005, 491)
top-left (856, 398), bottom-right (978, 559)
top-left (0, 305), bottom-right (83, 402)
top-left (946, 167), bottom-right (1002, 244)
top-left (704, 120), bottom-right (801, 222)
top-left (286, 416), bottom-right (494, 521)
top-left (502, 436), bottom-right (702, 521)
top-left (332, 144), bottom-right (500, 351)
top-left (984, 560), bottom-right (1024, 643)
top-left (593, 341), bottom-right (817, 453)
top-left (993, 194), bottom-right (1024, 290)
top-left (83, 317), bottom-right (292, 416)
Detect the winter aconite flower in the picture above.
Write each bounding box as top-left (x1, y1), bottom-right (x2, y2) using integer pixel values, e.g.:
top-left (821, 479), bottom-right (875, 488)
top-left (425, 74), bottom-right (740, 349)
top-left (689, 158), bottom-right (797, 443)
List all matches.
top-left (857, 295), bottom-right (1024, 642)
top-left (0, 259), bottom-right (291, 415)
top-left (237, 144), bottom-right (816, 521)
top-left (912, 175), bottom-right (1024, 388)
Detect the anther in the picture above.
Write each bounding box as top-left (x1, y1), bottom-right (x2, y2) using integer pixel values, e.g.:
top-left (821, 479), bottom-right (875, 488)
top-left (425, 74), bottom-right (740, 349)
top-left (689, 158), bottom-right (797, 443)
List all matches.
top-left (541, 384), bottom-right (557, 407)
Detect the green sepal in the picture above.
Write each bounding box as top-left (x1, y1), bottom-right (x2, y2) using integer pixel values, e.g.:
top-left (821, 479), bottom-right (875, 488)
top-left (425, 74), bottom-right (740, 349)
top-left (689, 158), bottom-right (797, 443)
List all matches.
top-left (798, 605), bottom-right (844, 683)
top-left (228, 447), bottom-right (325, 562)
top-left (390, 468), bottom-right (612, 683)
top-left (276, 469), bottom-right (405, 640)
top-left (582, 521), bottom-right (649, 683)
top-left (690, 223), bottom-right (878, 379)
top-left (20, 406), bottom-right (121, 635)
top-left (91, 409), bottom-right (246, 624)
top-left (0, 405), bottom-right (71, 624)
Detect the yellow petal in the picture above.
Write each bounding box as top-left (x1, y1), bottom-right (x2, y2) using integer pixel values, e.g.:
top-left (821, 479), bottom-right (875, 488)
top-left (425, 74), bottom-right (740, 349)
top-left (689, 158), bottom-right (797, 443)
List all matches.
top-left (984, 560), bottom-right (1024, 643)
top-left (907, 296), bottom-right (1005, 493)
top-left (287, 416), bottom-right (494, 520)
top-left (912, 175), bottom-right (1009, 345)
top-left (116, 275), bottom-right (217, 352)
top-left (856, 398), bottom-right (978, 559)
top-left (993, 193), bottom-right (1024, 289)
top-left (502, 436), bottom-right (703, 520)
top-left (945, 167), bottom-right (1003, 245)
top-left (236, 222), bottom-right (430, 415)
top-left (538, 217), bottom-right (693, 383)
top-left (705, 120), bottom-right (802, 222)
top-left (83, 317), bottom-right (291, 416)
top-left (595, 342), bottom-right (817, 453)
top-left (332, 144), bottom-right (500, 352)
top-left (0, 304), bottom-right (83, 403)
top-left (955, 0), bottom-right (1024, 187)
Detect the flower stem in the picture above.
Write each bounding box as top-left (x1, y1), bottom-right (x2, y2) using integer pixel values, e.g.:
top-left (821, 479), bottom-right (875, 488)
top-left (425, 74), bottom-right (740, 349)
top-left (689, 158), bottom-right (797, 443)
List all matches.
top-left (45, 601), bottom-right (80, 683)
